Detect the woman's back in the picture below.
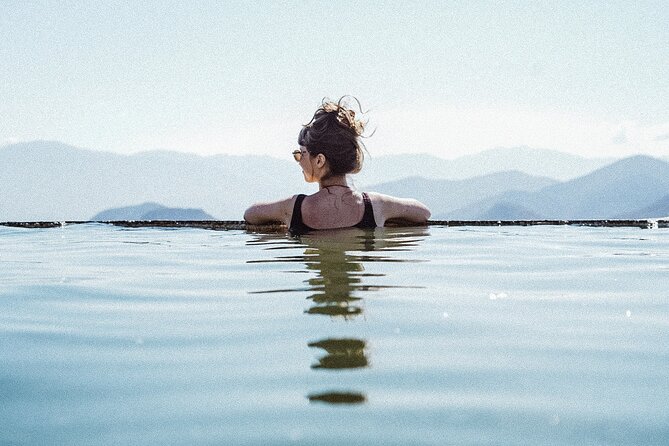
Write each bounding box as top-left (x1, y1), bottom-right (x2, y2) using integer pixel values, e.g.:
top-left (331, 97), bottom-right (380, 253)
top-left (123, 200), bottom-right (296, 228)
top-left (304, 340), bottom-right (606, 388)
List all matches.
top-left (290, 189), bottom-right (376, 235)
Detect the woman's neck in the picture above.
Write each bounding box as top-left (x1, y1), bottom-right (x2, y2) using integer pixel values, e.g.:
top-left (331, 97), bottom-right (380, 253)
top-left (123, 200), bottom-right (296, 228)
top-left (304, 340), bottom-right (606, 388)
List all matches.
top-left (319, 176), bottom-right (349, 190)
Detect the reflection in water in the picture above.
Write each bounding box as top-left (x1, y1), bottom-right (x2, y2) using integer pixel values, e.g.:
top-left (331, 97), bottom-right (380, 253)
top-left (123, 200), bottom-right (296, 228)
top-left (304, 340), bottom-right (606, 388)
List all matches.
top-left (304, 243), bottom-right (365, 317)
top-left (301, 229), bottom-right (427, 318)
top-left (247, 227), bottom-right (429, 405)
top-left (307, 391), bottom-right (367, 405)
top-left (308, 338), bottom-right (369, 370)
top-left (248, 228), bottom-right (428, 318)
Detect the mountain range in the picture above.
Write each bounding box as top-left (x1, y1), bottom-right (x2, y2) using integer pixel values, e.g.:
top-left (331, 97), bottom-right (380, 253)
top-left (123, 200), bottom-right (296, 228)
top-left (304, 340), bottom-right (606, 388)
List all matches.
top-left (91, 202), bottom-right (215, 221)
top-left (355, 146), bottom-right (614, 185)
top-left (0, 141), bottom-right (302, 221)
top-left (368, 171), bottom-right (557, 219)
top-left (1, 140), bottom-right (667, 221)
top-left (428, 155), bottom-right (669, 219)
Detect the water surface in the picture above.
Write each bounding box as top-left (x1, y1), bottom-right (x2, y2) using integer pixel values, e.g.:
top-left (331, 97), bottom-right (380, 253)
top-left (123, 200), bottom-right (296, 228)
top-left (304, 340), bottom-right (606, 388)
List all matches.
top-left (1, 224), bottom-right (668, 445)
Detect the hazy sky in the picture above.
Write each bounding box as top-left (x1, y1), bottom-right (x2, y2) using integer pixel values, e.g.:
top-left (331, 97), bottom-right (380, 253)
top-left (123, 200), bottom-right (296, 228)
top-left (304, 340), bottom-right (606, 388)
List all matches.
top-left (2, 0), bottom-right (668, 159)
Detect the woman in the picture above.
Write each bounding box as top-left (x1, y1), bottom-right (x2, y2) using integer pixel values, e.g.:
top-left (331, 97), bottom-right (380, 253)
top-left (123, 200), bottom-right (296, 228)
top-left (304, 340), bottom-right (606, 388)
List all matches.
top-left (244, 98), bottom-right (431, 234)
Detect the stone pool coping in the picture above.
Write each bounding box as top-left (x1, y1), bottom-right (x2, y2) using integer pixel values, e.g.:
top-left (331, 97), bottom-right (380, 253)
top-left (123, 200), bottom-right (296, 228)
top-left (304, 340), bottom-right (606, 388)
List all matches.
top-left (2, 219), bottom-right (668, 229)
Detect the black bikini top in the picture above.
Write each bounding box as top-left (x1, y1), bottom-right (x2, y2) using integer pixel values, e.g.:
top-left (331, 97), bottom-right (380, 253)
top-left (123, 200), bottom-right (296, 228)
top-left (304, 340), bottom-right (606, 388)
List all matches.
top-left (289, 192), bottom-right (377, 236)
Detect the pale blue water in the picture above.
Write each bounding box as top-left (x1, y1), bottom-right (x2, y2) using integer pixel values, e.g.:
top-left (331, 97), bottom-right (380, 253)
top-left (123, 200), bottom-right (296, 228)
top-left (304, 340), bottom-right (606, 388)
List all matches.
top-left (1, 224), bottom-right (668, 445)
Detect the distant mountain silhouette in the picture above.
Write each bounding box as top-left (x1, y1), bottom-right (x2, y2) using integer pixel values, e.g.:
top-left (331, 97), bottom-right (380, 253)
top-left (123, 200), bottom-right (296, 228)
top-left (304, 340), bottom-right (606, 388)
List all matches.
top-left (619, 194), bottom-right (669, 219)
top-left (477, 203), bottom-right (543, 221)
top-left (356, 146), bottom-right (612, 185)
top-left (0, 141), bottom-right (306, 220)
top-left (0, 140), bottom-right (662, 221)
top-left (91, 202), bottom-right (215, 220)
top-left (441, 155), bottom-right (669, 219)
top-left (369, 171), bottom-right (557, 217)
top-left (533, 155), bottom-right (669, 218)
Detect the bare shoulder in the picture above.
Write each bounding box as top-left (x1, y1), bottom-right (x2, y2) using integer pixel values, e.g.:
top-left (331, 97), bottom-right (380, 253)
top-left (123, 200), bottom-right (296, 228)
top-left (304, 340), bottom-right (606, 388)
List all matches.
top-left (243, 196), bottom-right (297, 225)
top-left (365, 192), bottom-right (431, 226)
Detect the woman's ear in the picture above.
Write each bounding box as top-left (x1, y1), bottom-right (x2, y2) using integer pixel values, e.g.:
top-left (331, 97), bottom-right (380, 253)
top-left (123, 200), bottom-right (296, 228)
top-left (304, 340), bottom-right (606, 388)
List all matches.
top-left (315, 153), bottom-right (327, 168)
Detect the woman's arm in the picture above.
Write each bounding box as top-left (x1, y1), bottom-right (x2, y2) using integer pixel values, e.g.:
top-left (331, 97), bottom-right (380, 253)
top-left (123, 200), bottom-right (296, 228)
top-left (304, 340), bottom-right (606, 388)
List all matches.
top-left (368, 192), bottom-right (431, 226)
top-left (243, 196), bottom-right (295, 225)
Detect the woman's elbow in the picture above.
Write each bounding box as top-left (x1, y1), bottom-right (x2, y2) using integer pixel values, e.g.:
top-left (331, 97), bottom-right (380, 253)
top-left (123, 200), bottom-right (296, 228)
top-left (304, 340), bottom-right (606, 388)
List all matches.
top-left (410, 200), bottom-right (431, 222)
top-left (385, 200), bottom-right (431, 225)
top-left (244, 200), bottom-right (290, 225)
top-left (243, 206), bottom-right (260, 224)
top-left (420, 205), bottom-right (431, 222)
top-left (416, 206), bottom-right (431, 223)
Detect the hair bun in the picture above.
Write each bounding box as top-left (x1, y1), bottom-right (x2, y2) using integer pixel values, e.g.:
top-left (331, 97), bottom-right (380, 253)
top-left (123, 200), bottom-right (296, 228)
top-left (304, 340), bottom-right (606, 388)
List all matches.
top-left (321, 98), bottom-right (366, 137)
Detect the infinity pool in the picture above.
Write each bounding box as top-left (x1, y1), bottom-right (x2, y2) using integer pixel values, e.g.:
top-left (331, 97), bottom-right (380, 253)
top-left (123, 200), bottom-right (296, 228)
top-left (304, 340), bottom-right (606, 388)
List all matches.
top-left (1, 224), bottom-right (668, 445)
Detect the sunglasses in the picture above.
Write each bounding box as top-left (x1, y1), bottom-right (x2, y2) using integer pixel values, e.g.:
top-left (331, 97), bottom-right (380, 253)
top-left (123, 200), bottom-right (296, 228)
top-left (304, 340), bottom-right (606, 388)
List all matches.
top-left (292, 149), bottom-right (308, 162)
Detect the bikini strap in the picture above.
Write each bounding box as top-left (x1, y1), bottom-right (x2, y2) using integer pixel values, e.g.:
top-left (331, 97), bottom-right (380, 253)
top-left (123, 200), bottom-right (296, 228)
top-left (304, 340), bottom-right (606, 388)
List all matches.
top-left (289, 194), bottom-right (309, 235)
top-left (357, 192), bottom-right (377, 228)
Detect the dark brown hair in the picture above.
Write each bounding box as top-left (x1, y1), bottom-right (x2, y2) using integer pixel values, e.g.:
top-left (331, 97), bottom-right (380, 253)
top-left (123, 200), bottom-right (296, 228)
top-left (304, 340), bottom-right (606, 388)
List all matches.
top-left (298, 97), bottom-right (367, 178)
